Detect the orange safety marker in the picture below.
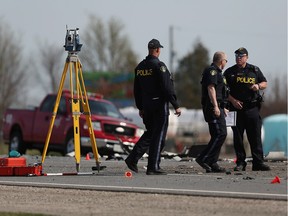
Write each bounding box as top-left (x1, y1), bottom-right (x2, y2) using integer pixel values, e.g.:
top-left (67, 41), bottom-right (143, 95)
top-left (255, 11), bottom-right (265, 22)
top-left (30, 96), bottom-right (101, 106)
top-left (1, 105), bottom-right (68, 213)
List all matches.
top-left (125, 171), bottom-right (132, 178)
top-left (271, 176), bottom-right (281, 184)
top-left (85, 153), bottom-right (90, 160)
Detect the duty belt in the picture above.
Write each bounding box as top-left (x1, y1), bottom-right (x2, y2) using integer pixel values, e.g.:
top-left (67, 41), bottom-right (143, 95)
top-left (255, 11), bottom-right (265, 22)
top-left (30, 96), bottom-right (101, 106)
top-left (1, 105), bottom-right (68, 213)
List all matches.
top-left (217, 101), bottom-right (227, 109)
top-left (242, 100), bottom-right (258, 109)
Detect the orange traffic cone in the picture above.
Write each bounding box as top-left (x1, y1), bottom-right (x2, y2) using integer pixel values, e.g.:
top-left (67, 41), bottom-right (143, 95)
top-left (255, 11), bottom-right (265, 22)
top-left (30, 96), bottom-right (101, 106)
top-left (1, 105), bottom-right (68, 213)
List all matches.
top-left (271, 176), bottom-right (280, 184)
top-left (85, 153), bottom-right (90, 160)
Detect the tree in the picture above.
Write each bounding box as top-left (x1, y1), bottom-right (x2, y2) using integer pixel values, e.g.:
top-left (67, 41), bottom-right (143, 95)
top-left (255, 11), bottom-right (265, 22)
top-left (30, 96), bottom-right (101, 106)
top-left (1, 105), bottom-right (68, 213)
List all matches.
top-left (80, 15), bottom-right (138, 73)
top-left (36, 42), bottom-right (64, 93)
top-left (0, 21), bottom-right (27, 131)
top-left (174, 40), bottom-right (209, 108)
top-left (261, 75), bottom-right (287, 117)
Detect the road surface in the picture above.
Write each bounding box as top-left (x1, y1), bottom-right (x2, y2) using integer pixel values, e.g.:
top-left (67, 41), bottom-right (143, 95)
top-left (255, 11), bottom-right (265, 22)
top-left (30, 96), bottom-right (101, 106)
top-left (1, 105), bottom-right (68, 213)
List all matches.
top-left (0, 155), bottom-right (287, 215)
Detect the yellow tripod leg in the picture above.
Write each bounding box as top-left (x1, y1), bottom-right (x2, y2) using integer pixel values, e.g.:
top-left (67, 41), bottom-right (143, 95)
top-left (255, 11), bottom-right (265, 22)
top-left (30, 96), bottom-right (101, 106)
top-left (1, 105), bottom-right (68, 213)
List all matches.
top-left (70, 61), bottom-right (81, 172)
top-left (41, 62), bottom-right (69, 164)
top-left (78, 61), bottom-right (101, 171)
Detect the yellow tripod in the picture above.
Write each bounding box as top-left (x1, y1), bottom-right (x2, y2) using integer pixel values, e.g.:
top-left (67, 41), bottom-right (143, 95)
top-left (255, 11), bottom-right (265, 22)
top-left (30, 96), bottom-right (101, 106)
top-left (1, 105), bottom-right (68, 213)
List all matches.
top-left (41, 53), bottom-right (100, 172)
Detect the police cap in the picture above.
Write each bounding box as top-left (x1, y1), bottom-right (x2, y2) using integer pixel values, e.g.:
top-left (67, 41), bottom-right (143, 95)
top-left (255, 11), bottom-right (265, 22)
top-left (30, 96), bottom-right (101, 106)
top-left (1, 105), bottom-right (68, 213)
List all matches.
top-left (148, 39), bottom-right (164, 49)
top-left (235, 47), bottom-right (248, 56)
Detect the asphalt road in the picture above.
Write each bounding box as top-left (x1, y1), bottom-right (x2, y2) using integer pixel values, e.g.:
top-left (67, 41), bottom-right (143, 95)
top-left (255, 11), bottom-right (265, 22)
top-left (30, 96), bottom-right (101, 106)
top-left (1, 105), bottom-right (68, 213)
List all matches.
top-left (0, 155), bottom-right (287, 201)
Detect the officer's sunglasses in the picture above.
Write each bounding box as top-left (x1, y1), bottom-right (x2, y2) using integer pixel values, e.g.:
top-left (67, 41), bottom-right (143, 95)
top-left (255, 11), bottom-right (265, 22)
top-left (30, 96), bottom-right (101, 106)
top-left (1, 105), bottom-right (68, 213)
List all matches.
top-left (235, 54), bottom-right (247, 58)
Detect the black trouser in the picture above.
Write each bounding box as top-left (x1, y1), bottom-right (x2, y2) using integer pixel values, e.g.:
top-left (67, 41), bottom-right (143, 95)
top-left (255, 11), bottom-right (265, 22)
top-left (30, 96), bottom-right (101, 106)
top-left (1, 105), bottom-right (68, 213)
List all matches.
top-left (232, 106), bottom-right (264, 165)
top-left (198, 108), bottom-right (227, 165)
top-left (126, 103), bottom-right (169, 171)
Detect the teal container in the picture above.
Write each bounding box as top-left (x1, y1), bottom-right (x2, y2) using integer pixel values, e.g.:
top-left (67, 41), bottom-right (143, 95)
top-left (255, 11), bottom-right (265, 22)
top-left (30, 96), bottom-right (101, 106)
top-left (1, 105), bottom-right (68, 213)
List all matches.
top-left (263, 114), bottom-right (288, 156)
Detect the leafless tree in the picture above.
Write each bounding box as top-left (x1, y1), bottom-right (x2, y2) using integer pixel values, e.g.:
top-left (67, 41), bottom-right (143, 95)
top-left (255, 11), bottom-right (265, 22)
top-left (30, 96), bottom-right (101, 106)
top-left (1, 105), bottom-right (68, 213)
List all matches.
top-left (36, 42), bottom-right (65, 93)
top-left (80, 15), bottom-right (138, 72)
top-left (261, 75), bottom-right (287, 117)
top-left (0, 21), bottom-right (27, 131)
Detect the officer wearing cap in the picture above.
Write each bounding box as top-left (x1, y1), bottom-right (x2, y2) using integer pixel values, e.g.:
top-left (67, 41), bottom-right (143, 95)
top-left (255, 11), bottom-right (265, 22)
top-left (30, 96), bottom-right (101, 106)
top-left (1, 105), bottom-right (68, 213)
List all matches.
top-left (196, 51), bottom-right (229, 173)
top-left (125, 38), bottom-right (181, 175)
top-left (224, 47), bottom-right (270, 171)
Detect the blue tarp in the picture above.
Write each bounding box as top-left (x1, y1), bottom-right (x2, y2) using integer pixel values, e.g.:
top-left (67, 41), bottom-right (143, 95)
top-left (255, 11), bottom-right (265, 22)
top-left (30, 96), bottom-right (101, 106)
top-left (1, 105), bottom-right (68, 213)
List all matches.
top-left (263, 114), bottom-right (288, 156)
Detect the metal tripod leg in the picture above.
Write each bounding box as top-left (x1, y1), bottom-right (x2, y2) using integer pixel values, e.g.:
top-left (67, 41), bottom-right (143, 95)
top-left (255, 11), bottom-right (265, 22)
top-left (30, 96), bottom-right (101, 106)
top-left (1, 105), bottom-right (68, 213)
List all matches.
top-left (77, 61), bottom-right (101, 171)
top-left (70, 60), bottom-right (81, 172)
top-left (41, 62), bottom-right (69, 164)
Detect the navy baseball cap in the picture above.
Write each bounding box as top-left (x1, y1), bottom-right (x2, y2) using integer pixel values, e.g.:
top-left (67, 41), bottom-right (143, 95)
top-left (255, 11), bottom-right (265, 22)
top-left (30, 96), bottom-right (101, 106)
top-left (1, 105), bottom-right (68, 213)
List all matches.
top-left (235, 47), bottom-right (248, 55)
top-left (148, 39), bottom-right (164, 49)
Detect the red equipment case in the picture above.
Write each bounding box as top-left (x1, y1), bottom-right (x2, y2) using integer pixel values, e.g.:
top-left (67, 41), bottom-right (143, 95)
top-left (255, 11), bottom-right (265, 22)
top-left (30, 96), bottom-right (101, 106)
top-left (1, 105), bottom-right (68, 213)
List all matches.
top-left (0, 157), bottom-right (43, 176)
top-left (0, 157), bottom-right (27, 167)
top-left (14, 165), bottom-right (42, 176)
top-left (0, 167), bottom-right (14, 176)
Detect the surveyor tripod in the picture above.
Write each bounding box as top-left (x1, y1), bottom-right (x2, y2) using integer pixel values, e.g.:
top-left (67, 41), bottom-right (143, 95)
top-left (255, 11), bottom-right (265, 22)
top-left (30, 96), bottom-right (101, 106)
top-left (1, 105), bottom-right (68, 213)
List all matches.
top-left (41, 52), bottom-right (100, 172)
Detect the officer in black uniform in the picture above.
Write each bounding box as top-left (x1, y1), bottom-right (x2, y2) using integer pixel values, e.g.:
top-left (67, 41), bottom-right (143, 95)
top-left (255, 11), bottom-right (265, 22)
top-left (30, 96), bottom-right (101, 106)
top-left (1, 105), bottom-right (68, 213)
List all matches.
top-left (125, 39), bottom-right (181, 175)
top-left (224, 47), bottom-right (270, 171)
top-left (196, 51), bottom-right (229, 173)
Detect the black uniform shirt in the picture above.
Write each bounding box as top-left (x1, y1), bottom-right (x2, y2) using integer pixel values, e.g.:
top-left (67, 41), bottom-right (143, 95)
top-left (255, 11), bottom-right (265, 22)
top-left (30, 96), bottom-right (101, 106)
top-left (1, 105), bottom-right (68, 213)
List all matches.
top-left (134, 55), bottom-right (179, 110)
top-left (201, 63), bottom-right (227, 106)
top-left (224, 63), bottom-right (267, 102)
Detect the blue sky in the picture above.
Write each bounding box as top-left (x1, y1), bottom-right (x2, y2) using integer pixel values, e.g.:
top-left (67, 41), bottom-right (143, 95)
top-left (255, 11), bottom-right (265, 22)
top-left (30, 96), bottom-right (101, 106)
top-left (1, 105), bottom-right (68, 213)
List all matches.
top-left (0, 0), bottom-right (287, 103)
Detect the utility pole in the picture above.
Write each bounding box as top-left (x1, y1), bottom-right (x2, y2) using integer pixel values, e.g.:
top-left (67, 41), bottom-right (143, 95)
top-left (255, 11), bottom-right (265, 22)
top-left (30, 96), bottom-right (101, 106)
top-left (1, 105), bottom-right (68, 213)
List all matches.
top-left (169, 26), bottom-right (175, 73)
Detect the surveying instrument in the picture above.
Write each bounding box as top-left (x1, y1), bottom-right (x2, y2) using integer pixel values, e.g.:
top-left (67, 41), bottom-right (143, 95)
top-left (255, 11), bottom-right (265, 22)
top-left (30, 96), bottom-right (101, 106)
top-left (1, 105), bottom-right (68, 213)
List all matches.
top-left (41, 27), bottom-right (100, 172)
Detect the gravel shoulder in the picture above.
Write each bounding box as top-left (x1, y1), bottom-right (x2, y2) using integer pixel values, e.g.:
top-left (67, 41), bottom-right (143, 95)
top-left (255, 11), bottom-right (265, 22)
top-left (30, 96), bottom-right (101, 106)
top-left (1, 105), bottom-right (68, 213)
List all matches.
top-left (0, 185), bottom-right (287, 216)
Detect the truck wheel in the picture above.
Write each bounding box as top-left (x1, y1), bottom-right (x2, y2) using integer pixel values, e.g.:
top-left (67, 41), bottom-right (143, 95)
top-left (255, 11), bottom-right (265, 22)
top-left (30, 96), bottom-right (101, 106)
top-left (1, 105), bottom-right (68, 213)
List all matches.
top-left (64, 131), bottom-right (75, 155)
top-left (9, 130), bottom-right (26, 155)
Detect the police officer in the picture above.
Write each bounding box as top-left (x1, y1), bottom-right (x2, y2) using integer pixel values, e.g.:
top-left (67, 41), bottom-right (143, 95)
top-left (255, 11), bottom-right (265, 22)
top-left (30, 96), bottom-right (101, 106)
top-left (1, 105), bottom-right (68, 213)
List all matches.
top-left (196, 51), bottom-right (229, 173)
top-left (125, 39), bottom-right (181, 175)
top-left (224, 47), bottom-right (270, 171)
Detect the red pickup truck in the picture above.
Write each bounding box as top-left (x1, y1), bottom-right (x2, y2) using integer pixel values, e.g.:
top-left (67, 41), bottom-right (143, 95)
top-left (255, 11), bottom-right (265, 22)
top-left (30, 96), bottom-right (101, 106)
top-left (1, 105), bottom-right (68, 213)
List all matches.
top-left (2, 90), bottom-right (143, 156)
